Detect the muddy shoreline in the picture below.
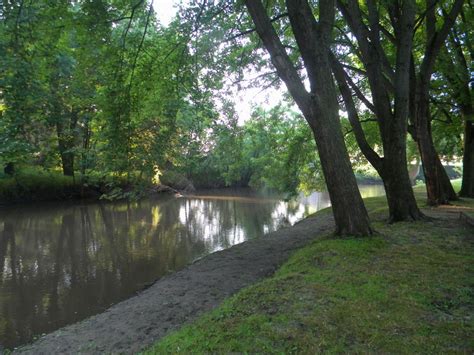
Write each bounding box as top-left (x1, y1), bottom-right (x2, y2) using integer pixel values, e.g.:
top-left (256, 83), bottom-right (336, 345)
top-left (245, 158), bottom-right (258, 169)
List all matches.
top-left (14, 213), bottom-right (334, 354)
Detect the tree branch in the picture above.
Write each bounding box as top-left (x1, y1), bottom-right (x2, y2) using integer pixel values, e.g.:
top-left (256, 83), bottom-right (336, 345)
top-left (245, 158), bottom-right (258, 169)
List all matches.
top-left (331, 53), bottom-right (382, 170)
top-left (419, 0), bottom-right (464, 78)
top-left (244, 0), bottom-right (310, 115)
top-left (224, 12), bottom-right (288, 43)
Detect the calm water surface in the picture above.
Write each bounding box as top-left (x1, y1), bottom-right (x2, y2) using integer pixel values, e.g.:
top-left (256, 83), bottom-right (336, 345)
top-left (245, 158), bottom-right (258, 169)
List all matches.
top-left (0, 186), bottom-right (384, 349)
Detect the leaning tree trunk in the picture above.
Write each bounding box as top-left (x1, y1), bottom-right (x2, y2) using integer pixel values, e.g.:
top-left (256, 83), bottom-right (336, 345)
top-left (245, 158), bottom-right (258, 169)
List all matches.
top-left (460, 107), bottom-right (474, 197)
top-left (245, 0), bottom-right (372, 236)
top-left (409, 0), bottom-right (464, 204)
top-left (380, 156), bottom-right (423, 222)
top-left (308, 106), bottom-right (372, 235)
top-left (415, 89), bottom-right (457, 205)
top-left (331, 54), bottom-right (423, 222)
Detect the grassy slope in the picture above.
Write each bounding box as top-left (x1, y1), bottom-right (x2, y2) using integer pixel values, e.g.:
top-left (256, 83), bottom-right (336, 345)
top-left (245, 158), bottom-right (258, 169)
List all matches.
top-left (148, 181), bottom-right (473, 353)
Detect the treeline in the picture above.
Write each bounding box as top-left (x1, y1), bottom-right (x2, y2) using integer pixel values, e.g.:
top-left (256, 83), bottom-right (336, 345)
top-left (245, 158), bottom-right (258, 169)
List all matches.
top-left (0, 1), bottom-right (215, 192)
top-left (165, 105), bottom-right (321, 193)
top-left (1, 1), bottom-right (473, 234)
top-left (0, 1), bottom-right (317, 201)
top-left (174, 0), bottom-right (472, 234)
top-left (0, 0), bottom-right (373, 202)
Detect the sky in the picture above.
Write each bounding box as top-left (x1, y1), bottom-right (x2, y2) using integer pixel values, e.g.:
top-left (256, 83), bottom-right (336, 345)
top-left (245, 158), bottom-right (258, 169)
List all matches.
top-left (153, 0), bottom-right (177, 26)
top-left (152, 0), bottom-right (284, 123)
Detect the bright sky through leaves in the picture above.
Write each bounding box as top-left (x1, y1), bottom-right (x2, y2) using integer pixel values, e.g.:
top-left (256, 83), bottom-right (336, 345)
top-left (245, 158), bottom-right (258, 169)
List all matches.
top-left (153, 0), bottom-right (176, 26)
top-left (152, 0), bottom-right (283, 123)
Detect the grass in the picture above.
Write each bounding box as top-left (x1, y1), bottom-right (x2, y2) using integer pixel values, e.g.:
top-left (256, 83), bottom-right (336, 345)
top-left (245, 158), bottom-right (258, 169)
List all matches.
top-left (147, 180), bottom-right (474, 353)
top-left (0, 167), bottom-right (78, 203)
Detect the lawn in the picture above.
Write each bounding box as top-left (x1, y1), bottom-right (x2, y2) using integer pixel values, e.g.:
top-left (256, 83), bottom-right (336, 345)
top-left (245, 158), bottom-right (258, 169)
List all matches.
top-left (147, 181), bottom-right (474, 353)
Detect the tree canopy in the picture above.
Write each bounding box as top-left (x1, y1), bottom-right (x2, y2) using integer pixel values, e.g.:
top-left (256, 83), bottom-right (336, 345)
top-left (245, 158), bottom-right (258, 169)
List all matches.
top-left (0, 0), bottom-right (471, 232)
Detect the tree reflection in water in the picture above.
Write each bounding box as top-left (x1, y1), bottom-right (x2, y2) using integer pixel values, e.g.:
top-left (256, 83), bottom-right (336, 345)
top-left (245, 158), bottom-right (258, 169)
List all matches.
top-left (0, 185), bottom-right (384, 349)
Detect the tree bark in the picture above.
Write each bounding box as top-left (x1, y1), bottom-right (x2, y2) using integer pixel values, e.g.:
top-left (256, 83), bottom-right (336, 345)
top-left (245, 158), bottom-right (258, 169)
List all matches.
top-left (414, 92), bottom-right (457, 204)
top-left (244, 0), bottom-right (372, 236)
top-left (336, 0), bottom-right (424, 221)
top-left (334, 60), bottom-right (423, 221)
top-left (308, 114), bottom-right (373, 235)
top-left (443, 12), bottom-right (474, 198)
top-left (380, 146), bottom-right (424, 222)
top-left (410, 0), bottom-right (463, 204)
top-left (383, 0), bottom-right (424, 220)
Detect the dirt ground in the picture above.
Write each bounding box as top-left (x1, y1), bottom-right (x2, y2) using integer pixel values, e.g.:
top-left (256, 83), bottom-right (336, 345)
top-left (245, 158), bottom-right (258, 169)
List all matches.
top-left (15, 213), bottom-right (335, 354)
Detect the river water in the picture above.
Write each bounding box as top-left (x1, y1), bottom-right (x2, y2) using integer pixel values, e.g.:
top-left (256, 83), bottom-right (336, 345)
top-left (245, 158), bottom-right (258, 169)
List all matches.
top-left (0, 185), bottom-right (384, 349)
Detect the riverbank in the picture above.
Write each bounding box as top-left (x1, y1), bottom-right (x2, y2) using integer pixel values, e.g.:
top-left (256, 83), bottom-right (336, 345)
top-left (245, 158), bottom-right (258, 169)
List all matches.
top-left (14, 183), bottom-right (473, 353)
top-left (0, 166), bottom-right (382, 205)
top-left (0, 168), bottom-right (181, 206)
top-left (147, 186), bottom-right (473, 353)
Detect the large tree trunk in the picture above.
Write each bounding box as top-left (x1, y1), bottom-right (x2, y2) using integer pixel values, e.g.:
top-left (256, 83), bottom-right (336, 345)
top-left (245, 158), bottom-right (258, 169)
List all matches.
top-left (335, 0), bottom-right (424, 222)
top-left (382, 174), bottom-right (422, 222)
top-left (417, 130), bottom-right (458, 204)
top-left (383, 0), bottom-right (425, 220)
top-left (414, 85), bottom-right (457, 205)
top-left (380, 155), bottom-right (423, 222)
top-left (245, 0), bottom-right (372, 236)
top-left (409, 0), bottom-right (463, 204)
top-left (460, 108), bottom-right (474, 197)
top-left (381, 92), bottom-right (424, 221)
top-left (308, 107), bottom-right (372, 235)
top-left (331, 48), bottom-right (423, 222)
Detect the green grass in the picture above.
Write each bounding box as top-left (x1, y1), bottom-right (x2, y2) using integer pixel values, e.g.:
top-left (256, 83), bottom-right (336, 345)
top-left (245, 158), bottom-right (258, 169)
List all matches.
top-left (0, 166), bottom-right (154, 204)
top-left (147, 182), bottom-right (474, 354)
top-left (0, 167), bottom-right (78, 203)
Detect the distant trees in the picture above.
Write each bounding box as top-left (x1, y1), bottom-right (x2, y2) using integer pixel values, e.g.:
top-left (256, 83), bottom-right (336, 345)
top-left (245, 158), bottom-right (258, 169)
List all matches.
top-left (211, 105), bottom-right (319, 194)
top-left (0, 0), bottom-right (215, 185)
top-left (0, 0), bottom-right (44, 173)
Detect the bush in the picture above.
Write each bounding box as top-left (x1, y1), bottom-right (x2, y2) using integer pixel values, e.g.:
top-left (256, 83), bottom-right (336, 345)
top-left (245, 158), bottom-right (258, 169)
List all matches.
top-left (0, 167), bottom-right (82, 204)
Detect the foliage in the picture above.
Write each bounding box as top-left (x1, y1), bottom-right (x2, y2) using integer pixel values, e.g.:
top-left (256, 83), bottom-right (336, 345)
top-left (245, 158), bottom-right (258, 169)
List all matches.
top-left (0, 0), bottom-right (221, 196)
top-left (0, 0), bottom-right (470, 204)
top-left (171, 104), bottom-right (324, 194)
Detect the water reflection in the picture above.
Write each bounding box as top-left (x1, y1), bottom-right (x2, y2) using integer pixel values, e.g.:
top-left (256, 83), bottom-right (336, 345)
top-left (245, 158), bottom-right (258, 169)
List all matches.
top-left (0, 185), bottom-right (384, 349)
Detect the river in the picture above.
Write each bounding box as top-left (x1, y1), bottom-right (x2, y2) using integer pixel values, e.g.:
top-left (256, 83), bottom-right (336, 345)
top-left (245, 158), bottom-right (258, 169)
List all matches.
top-left (0, 185), bottom-right (384, 349)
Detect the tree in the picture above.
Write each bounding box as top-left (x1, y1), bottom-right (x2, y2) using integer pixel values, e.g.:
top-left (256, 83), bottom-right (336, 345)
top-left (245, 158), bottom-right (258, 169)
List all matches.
top-left (437, 5), bottom-right (473, 198)
top-left (0, 0), bottom-right (45, 173)
top-left (333, 0), bottom-right (424, 221)
top-left (244, 0), bottom-right (372, 235)
top-left (409, 0), bottom-right (464, 205)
